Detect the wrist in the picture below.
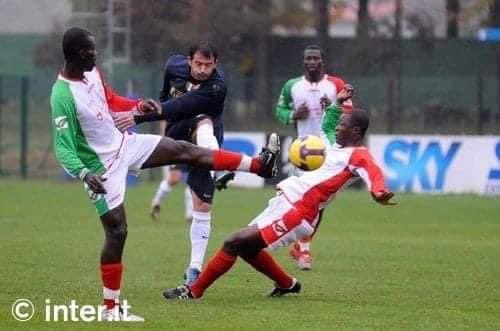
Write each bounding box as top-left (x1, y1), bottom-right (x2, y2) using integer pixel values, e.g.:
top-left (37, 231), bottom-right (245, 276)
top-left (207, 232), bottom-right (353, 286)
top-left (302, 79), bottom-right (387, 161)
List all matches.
top-left (78, 168), bottom-right (90, 181)
top-left (136, 99), bottom-right (145, 113)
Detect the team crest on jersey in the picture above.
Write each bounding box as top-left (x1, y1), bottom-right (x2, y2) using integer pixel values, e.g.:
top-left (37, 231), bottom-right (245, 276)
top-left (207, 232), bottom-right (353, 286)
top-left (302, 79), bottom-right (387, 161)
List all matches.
top-left (54, 116), bottom-right (68, 130)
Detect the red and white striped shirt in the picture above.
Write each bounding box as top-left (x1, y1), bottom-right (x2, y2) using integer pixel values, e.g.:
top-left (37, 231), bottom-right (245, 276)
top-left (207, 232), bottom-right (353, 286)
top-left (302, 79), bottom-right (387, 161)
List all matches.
top-left (277, 144), bottom-right (387, 221)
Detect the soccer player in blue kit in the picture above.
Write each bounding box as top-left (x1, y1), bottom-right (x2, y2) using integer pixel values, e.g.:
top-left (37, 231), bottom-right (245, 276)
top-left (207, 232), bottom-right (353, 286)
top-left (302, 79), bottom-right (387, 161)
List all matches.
top-left (116, 42), bottom-right (238, 285)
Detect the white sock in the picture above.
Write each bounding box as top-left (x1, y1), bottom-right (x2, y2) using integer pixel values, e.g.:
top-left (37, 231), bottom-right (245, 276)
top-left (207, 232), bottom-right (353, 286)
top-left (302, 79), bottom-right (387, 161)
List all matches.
top-left (103, 287), bottom-right (120, 304)
top-left (189, 211), bottom-right (211, 270)
top-left (236, 155), bottom-right (252, 171)
top-left (196, 123), bottom-right (219, 150)
top-left (184, 187), bottom-right (193, 221)
top-left (152, 180), bottom-right (171, 206)
top-left (298, 241), bottom-right (311, 252)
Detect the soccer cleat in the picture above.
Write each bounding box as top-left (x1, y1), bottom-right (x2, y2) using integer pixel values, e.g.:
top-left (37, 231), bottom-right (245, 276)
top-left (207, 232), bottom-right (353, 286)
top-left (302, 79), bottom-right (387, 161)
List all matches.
top-left (268, 278), bottom-right (302, 297)
top-left (214, 170), bottom-right (235, 190)
top-left (150, 204), bottom-right (160, 221)
top-left (100, 306), bottom-right (145, 322)
top-left (289, 243), bottom-right (312, 270)
top-left (296, 252), bottom-right (312, 271)
top-left (184, 267), bottom-right (201, 285)
top-left (257, 133), bottom-right (280, 178)
top-left (163, 285), bottom-right (194, 300)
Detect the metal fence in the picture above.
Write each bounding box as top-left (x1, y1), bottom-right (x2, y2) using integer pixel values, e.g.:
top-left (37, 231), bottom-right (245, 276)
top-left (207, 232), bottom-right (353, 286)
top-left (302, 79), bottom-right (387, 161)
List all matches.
top-left (1, 38), bottom-right (500, 178)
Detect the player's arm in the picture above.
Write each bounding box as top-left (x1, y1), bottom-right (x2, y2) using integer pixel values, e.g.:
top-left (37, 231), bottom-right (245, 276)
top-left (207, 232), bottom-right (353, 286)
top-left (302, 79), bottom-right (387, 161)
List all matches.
top-left (103, 84), bottom-right (160, 114)
top-left (321, 84), bottom-right (354, 144)
top-left (348, 148), bottom-right (396, 206)
top-left (134, 82), bottom-right (226, 124)
top-left (97, 69), bottom-right (160, 114)
top-left (327, 75), bottom-right (354, 112)
top-left (51, 95), bottom-right (106, 194)
top-left (275, 79), bottom-right (296, 125)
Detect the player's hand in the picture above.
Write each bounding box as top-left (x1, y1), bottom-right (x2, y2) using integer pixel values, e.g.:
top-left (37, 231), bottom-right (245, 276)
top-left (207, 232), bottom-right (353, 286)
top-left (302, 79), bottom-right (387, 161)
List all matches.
top-left (113, 112), bottom-right (136, 132)
top-left (320, 94), bottom-right (332, 109)
top-left (138, 99), bottom-right (161, 114)
top-left (336, 84), bottom-right (354, 105)
top-left (371, 191), bottom-right (397, 206)
top-left (293, 102), bottom-right (309, 120)
top-left (83, 173), bottom-right (107, 194)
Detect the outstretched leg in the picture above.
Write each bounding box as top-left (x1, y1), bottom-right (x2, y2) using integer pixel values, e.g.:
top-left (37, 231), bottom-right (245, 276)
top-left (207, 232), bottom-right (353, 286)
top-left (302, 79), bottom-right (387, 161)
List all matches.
top-left (163, 224), bottom-right (298, 299)
top-left (141, 134), bottom-right (280, 179)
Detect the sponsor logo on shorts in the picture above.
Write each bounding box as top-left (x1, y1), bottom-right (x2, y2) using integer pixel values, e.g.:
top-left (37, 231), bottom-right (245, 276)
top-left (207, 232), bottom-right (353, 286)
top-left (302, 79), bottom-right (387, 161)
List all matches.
top-left (272, 220), bottom-right (288, 237)
top-left (109, 194), bottom-right (121, 204)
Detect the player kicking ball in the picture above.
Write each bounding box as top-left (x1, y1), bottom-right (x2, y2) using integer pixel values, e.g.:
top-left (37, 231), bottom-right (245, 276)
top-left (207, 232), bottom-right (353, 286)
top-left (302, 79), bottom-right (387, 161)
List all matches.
top-left (51, 27), bottom-right (280, 321)
top-left (164, 109), bottom-right (396, 300)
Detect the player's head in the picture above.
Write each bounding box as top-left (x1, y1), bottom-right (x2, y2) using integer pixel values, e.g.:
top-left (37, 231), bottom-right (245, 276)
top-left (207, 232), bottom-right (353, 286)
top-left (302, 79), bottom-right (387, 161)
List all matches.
top-left (62, 27), bottom-right (97, 71)
top-left (335, 110), bottom-right (370, 147)
top-left (188, 41), bottom-right (218, 81)
top-left (303, 45), bottom-right (324, 79)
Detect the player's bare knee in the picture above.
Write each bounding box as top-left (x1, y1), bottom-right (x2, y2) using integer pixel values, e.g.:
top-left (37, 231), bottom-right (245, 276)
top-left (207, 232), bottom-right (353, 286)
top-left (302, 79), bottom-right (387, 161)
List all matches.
top-left (103, 212), bottom-right (128, 243)
top-left (196, 116), bottom-right (213, 127)
top-left (108, 223), bottom-right (127, 243)
top-left (222, 232), bottom-right (246, 255)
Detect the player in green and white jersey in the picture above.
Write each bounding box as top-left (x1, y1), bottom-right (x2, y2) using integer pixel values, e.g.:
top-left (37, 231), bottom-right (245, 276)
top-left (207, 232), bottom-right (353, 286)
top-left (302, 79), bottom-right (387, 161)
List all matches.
top-left (275, 45), bottom-right (353, 270)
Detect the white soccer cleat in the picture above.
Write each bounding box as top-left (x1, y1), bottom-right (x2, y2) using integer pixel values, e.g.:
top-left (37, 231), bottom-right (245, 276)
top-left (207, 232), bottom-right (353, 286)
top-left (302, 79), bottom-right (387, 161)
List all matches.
top-left (101, 307), bottom-right (145, 322)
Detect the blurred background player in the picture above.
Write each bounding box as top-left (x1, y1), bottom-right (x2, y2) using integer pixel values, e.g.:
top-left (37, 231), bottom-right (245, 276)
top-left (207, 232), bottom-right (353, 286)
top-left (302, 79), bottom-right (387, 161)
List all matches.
top-left (164, 108), bottom-right (396, 300)
top-left (150, 120), bottom-right (193, 223)
top-left (275, 44), bottom-right (352, 270)
top-left (123, 42), bottom-right (235, 285)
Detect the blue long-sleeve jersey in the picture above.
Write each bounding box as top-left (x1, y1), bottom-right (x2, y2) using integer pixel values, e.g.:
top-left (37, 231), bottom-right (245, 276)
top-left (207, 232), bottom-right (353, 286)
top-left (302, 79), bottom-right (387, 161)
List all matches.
top-left (135, 54), bottom-right (227, 142)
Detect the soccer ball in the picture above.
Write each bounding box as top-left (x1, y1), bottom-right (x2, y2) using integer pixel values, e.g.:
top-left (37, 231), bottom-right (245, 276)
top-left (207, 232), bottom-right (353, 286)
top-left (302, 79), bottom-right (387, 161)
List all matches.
top-left (288, 135), bottom-right (326, 171)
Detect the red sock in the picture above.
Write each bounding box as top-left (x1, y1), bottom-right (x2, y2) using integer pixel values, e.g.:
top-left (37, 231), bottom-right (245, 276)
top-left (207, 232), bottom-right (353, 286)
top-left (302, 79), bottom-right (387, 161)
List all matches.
top-left (100, 263), bottom-right (123, 309)
top-left (212, 150), bottom-right (243, 171)
top-left (249, 158), bottom-right (262, 174)
top-left (243, 250), bottom-right (293, 288)
top-left (189, 249), bottom-right (237, 298)
top-left (212, 150), bottom-right (261, 174)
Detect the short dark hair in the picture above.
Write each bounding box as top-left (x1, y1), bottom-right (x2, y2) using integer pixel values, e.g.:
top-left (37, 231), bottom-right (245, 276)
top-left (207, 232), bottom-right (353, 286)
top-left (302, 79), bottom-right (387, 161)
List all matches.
top-left (62, 27), bottom-right (93, 60)
top-left (304, 44), bottom-right (324, 59)
top-left (189, 41), bottom-right (218, 61)
top-left (349, 110), bottom-right (370, 137)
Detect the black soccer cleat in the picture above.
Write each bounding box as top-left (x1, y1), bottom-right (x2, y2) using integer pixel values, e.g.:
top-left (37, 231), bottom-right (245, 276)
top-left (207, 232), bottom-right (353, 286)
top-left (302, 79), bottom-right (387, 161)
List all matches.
top-left (214, 171), bottom-right (236, 191)
top-left (268, 278), bottom-right (302, 297)
top-left (163, 285), bottom-right (194, 300)
top-left (257, 133), bottom-right (280, 179)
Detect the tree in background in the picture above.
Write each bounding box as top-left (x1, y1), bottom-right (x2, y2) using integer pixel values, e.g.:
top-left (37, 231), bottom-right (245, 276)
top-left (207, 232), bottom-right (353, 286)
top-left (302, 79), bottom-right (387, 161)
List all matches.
top-left (313, 0), bottom-right (330, 57)
top-left (357, 0), bottom-right (370, 38)
top-left (446, 0), bottom-right (460, 38)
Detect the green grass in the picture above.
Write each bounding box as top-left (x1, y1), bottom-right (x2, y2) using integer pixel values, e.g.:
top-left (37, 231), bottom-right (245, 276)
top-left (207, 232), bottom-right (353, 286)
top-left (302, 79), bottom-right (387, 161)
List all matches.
top-left (0, 180), bottom-right (499, 330)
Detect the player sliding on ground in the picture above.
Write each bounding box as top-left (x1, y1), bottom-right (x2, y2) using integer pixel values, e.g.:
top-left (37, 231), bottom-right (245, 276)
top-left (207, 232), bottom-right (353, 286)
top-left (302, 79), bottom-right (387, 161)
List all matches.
top-left (164, 108), bottom-right (396, 300)
top-left (50, 27), bottom-right (280, 321)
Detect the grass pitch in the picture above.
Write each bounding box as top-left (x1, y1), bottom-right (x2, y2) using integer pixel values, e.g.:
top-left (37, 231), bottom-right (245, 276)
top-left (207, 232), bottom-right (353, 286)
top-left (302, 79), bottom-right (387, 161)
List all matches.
top-left (0, 180), bottom-right (499, 330)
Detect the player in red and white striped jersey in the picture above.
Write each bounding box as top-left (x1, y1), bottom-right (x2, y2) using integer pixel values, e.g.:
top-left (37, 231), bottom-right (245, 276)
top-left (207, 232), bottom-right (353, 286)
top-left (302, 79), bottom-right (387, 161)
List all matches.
top-left (163, 109), bottom-right (396, 300)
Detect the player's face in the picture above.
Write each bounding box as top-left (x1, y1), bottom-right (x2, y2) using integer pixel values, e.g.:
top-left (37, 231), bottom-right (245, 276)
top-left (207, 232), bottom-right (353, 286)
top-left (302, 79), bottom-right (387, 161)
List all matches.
top-left (303, 49), bottom-right (323, 75)
top-left (79, 35), bottom-right (97, 71)
top-left (335, 114), bottom-right (353, 147)
top-left (189, 52), bottom-right (217, 81)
